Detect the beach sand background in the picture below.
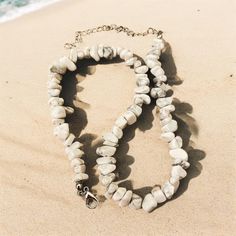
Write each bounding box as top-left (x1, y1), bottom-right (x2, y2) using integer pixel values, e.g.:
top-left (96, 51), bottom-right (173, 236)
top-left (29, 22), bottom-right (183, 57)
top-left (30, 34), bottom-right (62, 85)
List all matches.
top-left (0, 0), bottom-right (235, 235)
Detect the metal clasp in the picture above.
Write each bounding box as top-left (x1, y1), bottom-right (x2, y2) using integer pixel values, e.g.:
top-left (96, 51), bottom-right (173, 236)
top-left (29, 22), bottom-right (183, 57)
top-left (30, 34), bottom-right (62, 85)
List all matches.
top-left (85, 190), bottom-right (99, 209)
top-left (76, 183), bottom-right (99, 209)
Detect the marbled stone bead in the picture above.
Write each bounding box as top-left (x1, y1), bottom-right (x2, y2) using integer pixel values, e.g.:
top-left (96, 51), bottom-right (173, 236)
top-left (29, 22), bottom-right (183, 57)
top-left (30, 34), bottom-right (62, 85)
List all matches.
top-left (119, 190), bottom-right (133, 207)
top-left (98, 163), bottom-right (116, 175)
top-left (129, 193), bottom-right (142, 210)
top-left (112, 187), bottom-right (127, 201)
top-left (123, 110), bottom-right (137, 125)
top-left (142, 193), bottom-right (157, 212)
top-left (151, 186), bottom-right (167, 203)
top-left (96, 146), bottom-right (116, 157)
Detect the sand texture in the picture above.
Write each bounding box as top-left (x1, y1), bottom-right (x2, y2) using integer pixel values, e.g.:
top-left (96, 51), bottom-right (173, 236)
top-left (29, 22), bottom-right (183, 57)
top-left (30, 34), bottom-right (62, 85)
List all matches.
top-left (0, 0), bottom-right (235, 235)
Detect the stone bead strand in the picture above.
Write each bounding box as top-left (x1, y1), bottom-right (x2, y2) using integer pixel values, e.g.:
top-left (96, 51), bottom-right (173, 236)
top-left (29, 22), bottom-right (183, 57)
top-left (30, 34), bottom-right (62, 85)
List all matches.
top-left (48, 45), bottom-right (150, 198)
top-left (141, 37), bottom-right (190, 212)
top-left (96, 38), bottom-right (190, 213)
top-left (96, 50), bottom-right (152, 210)
top-left (48, 50), bottom-right (90, 183)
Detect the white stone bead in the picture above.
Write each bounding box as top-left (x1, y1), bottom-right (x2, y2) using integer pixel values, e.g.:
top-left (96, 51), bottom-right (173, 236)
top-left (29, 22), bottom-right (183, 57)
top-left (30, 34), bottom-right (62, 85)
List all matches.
top-left (103, 140), bottom-right (118, 147)
top-left (133, 96), bottom-right (144, 106)
top-left (105, 183), bottom-right (118, 199)
top-left (147, 48), bottom-right (161, 56)
top-left (142, 193), bottom-right (157, 213)
top-left (52, 118), bottom-right (65, 126)
top-left (181, 161), bottom-right (190, 169)
top-left (120, 49), bottom-right (133, 60)
top-left (103, 46), bottom-right (113, 58)
top-left (119, 190), bottom-right (133, 207)
top-left (153, 38), bottom-right (164, 44)
top-left (160, 132), bottom-right (175, 142)
top-left (48, 73), bottom-right (62, 81)
top-left (70, 158), bottom-right (84, 168)
top-left (145, 59), bottom-right (160, 68)
top-left (73, 173), bottom-right (89, 182)
top-left (50, 61), bottom-right (66, 74)
top-left (135, 73), bottom-right (148, 79)
top-left (102, 132), bottom-right (118, 144)
top-left (96, 146), bottom-right (116, 157)
top-left (158, 74), bottom-right (168, 82)
top-left (125, 57), bottom-right (137, 66)
top-left (129, 193), bottom-right (142, 210)
top-left (49, 77), bottom-right (60, 85)
top-left (151, 66), bottom-right (164, 77)
top-left (111, 125), bottom-right (123, 139)
top-left (135, 65), bottom-right (149, 74)
top-left (51, 106), bottom-right (66, 119)
top-left (90, 45), bottom-right (100, 62)
top-left (48, 97), bottom-right (63, 108)
top-left (154, 87), bottom-right (167, 98)
top-left (159, 108), bottom-right (171, 120)
top-left (47, 81), bottom-right (62, 90)
top-left (69, 47), bottom-right (78, 63)
top-left (116, 47), bottom-right (123, 55)
top-left (53, 123), bottom-right (69, 140)
top-left (169, 176), bottom-right (180, 193)
top-left (153, 77), bottom-right (162, 86)
top-left (146, 54), bottom-right (160, 61)
top-left (169, 149), bottom-right (188, 163)
top-left (74, 164), bottom-right (86, 173)
top-left (115, 116), bottom-right (128, 129)
top-left (111, 46), bottom-right (117, 58)
top-left (161, 120), bottom-right (178, 132)
top-left (135, 86), bottom-right (150, 94)
top-left (156, 97), bottom-right (173, 108)
top-left (134, 60), bottom-right (142, 68)
top-left (112, 187), bottom-right (126, 201)
top-left (162, 181), bottom-right (175, 199)
top-left (59, 56), bottom-right (77, 71)
top-left (65, 141), bottom-right (83, 154)
top-left (172, 158), bottom-right (188, 165)
top-left (96, 156), bottom-right (116, 165)
top-left (48, 89), bottom-right (60, 97)
top-left (151, 186), bottom-right (167, 203)
top-left (99, 173), bottom-right (116, 186)
top-left (83, 47), bottom-right (90, 58)
top-left (64, 106), bottom-right (74, 115)
top-left (97, 44), bottom-right (104, 57)
top-left (160, 83), bottom-right (171, 92)
top-left (105, 193), bottom-right (114, 202)
top-left (171, 165), bottom-right (187, 180)
top-left (63, 133), bottom-right (75, 146)
top-left (169, 136), bottom-right (183, 149)
top-left (128, 104), bottom-right (142, 117)
top-left (153, 75), bottom-right (167, 84)
top-left (160, 105), bottom-right (175, 113)
top-left (160, 115), bottom-right (172, 126)
top-left (134, 94), bottom-right (151, 105)
top-left (153, 38), bottom-right (165, 50)
top-left (136, 77), bottom-right (150, 86)
top-left (123, 110), bottom-right (137, 125)
top-left (107, 182), bottom-right (118, 194)
top-left (67, 148), bottom-right (84, 161)
top-left (119, 48), bottom-right (128, 58)
top-left (77, 50), bottom-right (85, 59)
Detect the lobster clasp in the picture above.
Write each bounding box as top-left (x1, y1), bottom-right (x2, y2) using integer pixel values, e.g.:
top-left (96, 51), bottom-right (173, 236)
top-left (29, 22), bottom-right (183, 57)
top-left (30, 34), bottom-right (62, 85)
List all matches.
top-left (76, 183), bottom-right (99, 209)
top-left (85, 191), bottom-right (99, 209)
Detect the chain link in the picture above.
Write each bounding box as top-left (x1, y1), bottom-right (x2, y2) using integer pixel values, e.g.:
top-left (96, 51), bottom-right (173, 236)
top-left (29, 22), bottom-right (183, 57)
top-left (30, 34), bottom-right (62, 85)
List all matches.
top-left (65, 24), bottom-right (163, 49)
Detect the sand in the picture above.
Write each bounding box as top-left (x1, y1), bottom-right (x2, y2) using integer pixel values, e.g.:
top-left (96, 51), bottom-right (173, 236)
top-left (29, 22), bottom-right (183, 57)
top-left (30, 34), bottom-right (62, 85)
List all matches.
top-left (0, 0), bottom-right (235, 235)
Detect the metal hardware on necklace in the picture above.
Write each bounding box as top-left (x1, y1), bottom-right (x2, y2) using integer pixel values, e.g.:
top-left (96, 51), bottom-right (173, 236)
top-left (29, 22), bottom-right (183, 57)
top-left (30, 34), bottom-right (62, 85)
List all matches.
top-left (76, 182), bottom-right (99, 209)
top-left (64, 24), bottom-right (163, 49)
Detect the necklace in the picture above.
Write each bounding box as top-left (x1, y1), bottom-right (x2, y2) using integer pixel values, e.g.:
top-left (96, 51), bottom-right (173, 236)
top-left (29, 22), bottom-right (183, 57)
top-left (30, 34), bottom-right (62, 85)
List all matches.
top-left (48, 24), bottom-right (189, 213)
